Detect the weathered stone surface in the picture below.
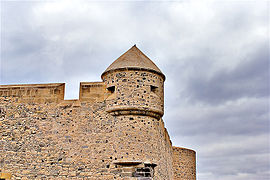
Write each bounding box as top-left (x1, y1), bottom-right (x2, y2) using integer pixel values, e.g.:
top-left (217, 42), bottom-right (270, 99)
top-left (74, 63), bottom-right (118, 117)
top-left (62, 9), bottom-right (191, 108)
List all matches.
top-left (0, 46), bottom-right (196, 180)
top-left (173, 147), bottom-right (196, 180)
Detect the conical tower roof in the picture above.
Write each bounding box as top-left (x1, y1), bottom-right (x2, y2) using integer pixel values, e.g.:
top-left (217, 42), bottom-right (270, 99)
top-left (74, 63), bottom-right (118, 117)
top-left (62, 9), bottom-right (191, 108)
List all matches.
top-left (102, 45), bottom-right (164, 78)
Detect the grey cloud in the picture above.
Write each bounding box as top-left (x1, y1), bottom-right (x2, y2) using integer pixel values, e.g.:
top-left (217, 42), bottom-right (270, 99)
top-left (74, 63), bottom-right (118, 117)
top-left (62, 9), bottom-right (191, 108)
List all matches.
top-left (200, 153), bottom-right (270, 179)
top-left (184, 44), bottom-right (269, 104)
top-left (168, 100), bottom-right (268, 140)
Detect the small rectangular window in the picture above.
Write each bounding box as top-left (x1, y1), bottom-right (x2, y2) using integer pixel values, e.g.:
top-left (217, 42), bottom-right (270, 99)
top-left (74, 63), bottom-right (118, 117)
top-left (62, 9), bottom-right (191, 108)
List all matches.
top-left (150, 85), bottom-right (158, 93)
top-left (107, 86), bottom-right (115, 93)
top-left (133, 167), bottom-right (155, 177)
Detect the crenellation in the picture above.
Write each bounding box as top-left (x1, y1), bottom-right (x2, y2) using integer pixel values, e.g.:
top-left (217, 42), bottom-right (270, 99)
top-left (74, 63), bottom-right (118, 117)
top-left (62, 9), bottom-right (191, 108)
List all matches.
top-left (0, 46), bottom-right (196, 180)
top-left (0, 83), bottom-right (65, 103)
top-left (79, 82), bottom-right (107, 103)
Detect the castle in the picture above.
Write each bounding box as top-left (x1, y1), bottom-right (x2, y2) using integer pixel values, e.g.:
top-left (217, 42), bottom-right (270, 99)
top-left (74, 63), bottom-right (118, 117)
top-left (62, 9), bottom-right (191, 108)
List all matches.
top-left (0, 46), bottom-right (196, 180)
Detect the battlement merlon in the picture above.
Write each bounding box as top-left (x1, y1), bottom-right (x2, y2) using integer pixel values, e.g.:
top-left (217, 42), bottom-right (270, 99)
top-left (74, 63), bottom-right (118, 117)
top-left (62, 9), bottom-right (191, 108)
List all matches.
top-left (0, 82), bottom-right (109, 104)
top-left (0, 83), bottom-right (65, 103)
top-left (79, 82), bottom-right (107, 102)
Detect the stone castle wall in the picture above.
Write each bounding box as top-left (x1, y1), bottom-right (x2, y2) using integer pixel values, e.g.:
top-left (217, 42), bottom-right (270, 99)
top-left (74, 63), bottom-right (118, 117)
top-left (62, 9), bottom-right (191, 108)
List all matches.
top-left (0, 95), bottom-right (174, 179)
top-left (0, 80), bottom-right (196, 180)
top-left (0, 48), bottom-right (196, 179)
top-left (172, 147), bottom-right (196, 180)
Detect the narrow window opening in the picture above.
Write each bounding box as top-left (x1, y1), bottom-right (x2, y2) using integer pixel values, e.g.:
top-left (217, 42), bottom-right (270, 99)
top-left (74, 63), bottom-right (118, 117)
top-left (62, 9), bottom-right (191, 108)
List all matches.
top-left (133, 166), bottom-right (155, 178)
top-left (150, 85), bottom-right (158, 93)
top-left (107, 86), bottom-right (115, 93)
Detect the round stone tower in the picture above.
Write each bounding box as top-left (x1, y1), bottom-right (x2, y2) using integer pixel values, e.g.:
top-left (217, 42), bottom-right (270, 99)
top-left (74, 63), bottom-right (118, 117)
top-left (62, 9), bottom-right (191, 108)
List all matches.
top-left (101, 46), bottom-right (172, 178)
top-left (101, 45), bottom-right (165, 119)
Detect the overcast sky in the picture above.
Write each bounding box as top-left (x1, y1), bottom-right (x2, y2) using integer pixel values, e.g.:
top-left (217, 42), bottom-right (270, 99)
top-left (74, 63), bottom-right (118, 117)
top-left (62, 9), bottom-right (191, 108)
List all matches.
top-left (1, 0), bottom-right (269, 179)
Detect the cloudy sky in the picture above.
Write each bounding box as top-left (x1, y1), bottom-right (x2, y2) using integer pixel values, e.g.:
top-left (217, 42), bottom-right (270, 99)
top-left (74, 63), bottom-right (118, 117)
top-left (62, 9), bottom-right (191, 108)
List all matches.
top-left (1, 0), bottom-right (269, 179)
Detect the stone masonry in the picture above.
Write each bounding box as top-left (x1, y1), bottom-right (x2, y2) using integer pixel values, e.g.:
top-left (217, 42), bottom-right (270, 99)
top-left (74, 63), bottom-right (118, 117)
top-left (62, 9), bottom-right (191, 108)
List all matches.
top-left (0, 46), bottom-right (196, 179)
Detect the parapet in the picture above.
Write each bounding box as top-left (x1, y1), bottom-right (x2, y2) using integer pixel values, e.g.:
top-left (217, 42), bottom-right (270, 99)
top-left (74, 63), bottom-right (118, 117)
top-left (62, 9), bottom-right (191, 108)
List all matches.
top-left (172, 146), bottom-right (196, 180)
top-left (0, 83), bottom-right (64, 103)
top-left (79, 82), bottom-right (106, 102)
top-left (0, 81), bottom-right (109, 104)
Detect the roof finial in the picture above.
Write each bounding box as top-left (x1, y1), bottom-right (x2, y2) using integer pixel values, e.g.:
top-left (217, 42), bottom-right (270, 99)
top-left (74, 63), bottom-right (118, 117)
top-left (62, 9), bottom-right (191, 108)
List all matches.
top-left (133, 44), bottom-right (136, 47)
